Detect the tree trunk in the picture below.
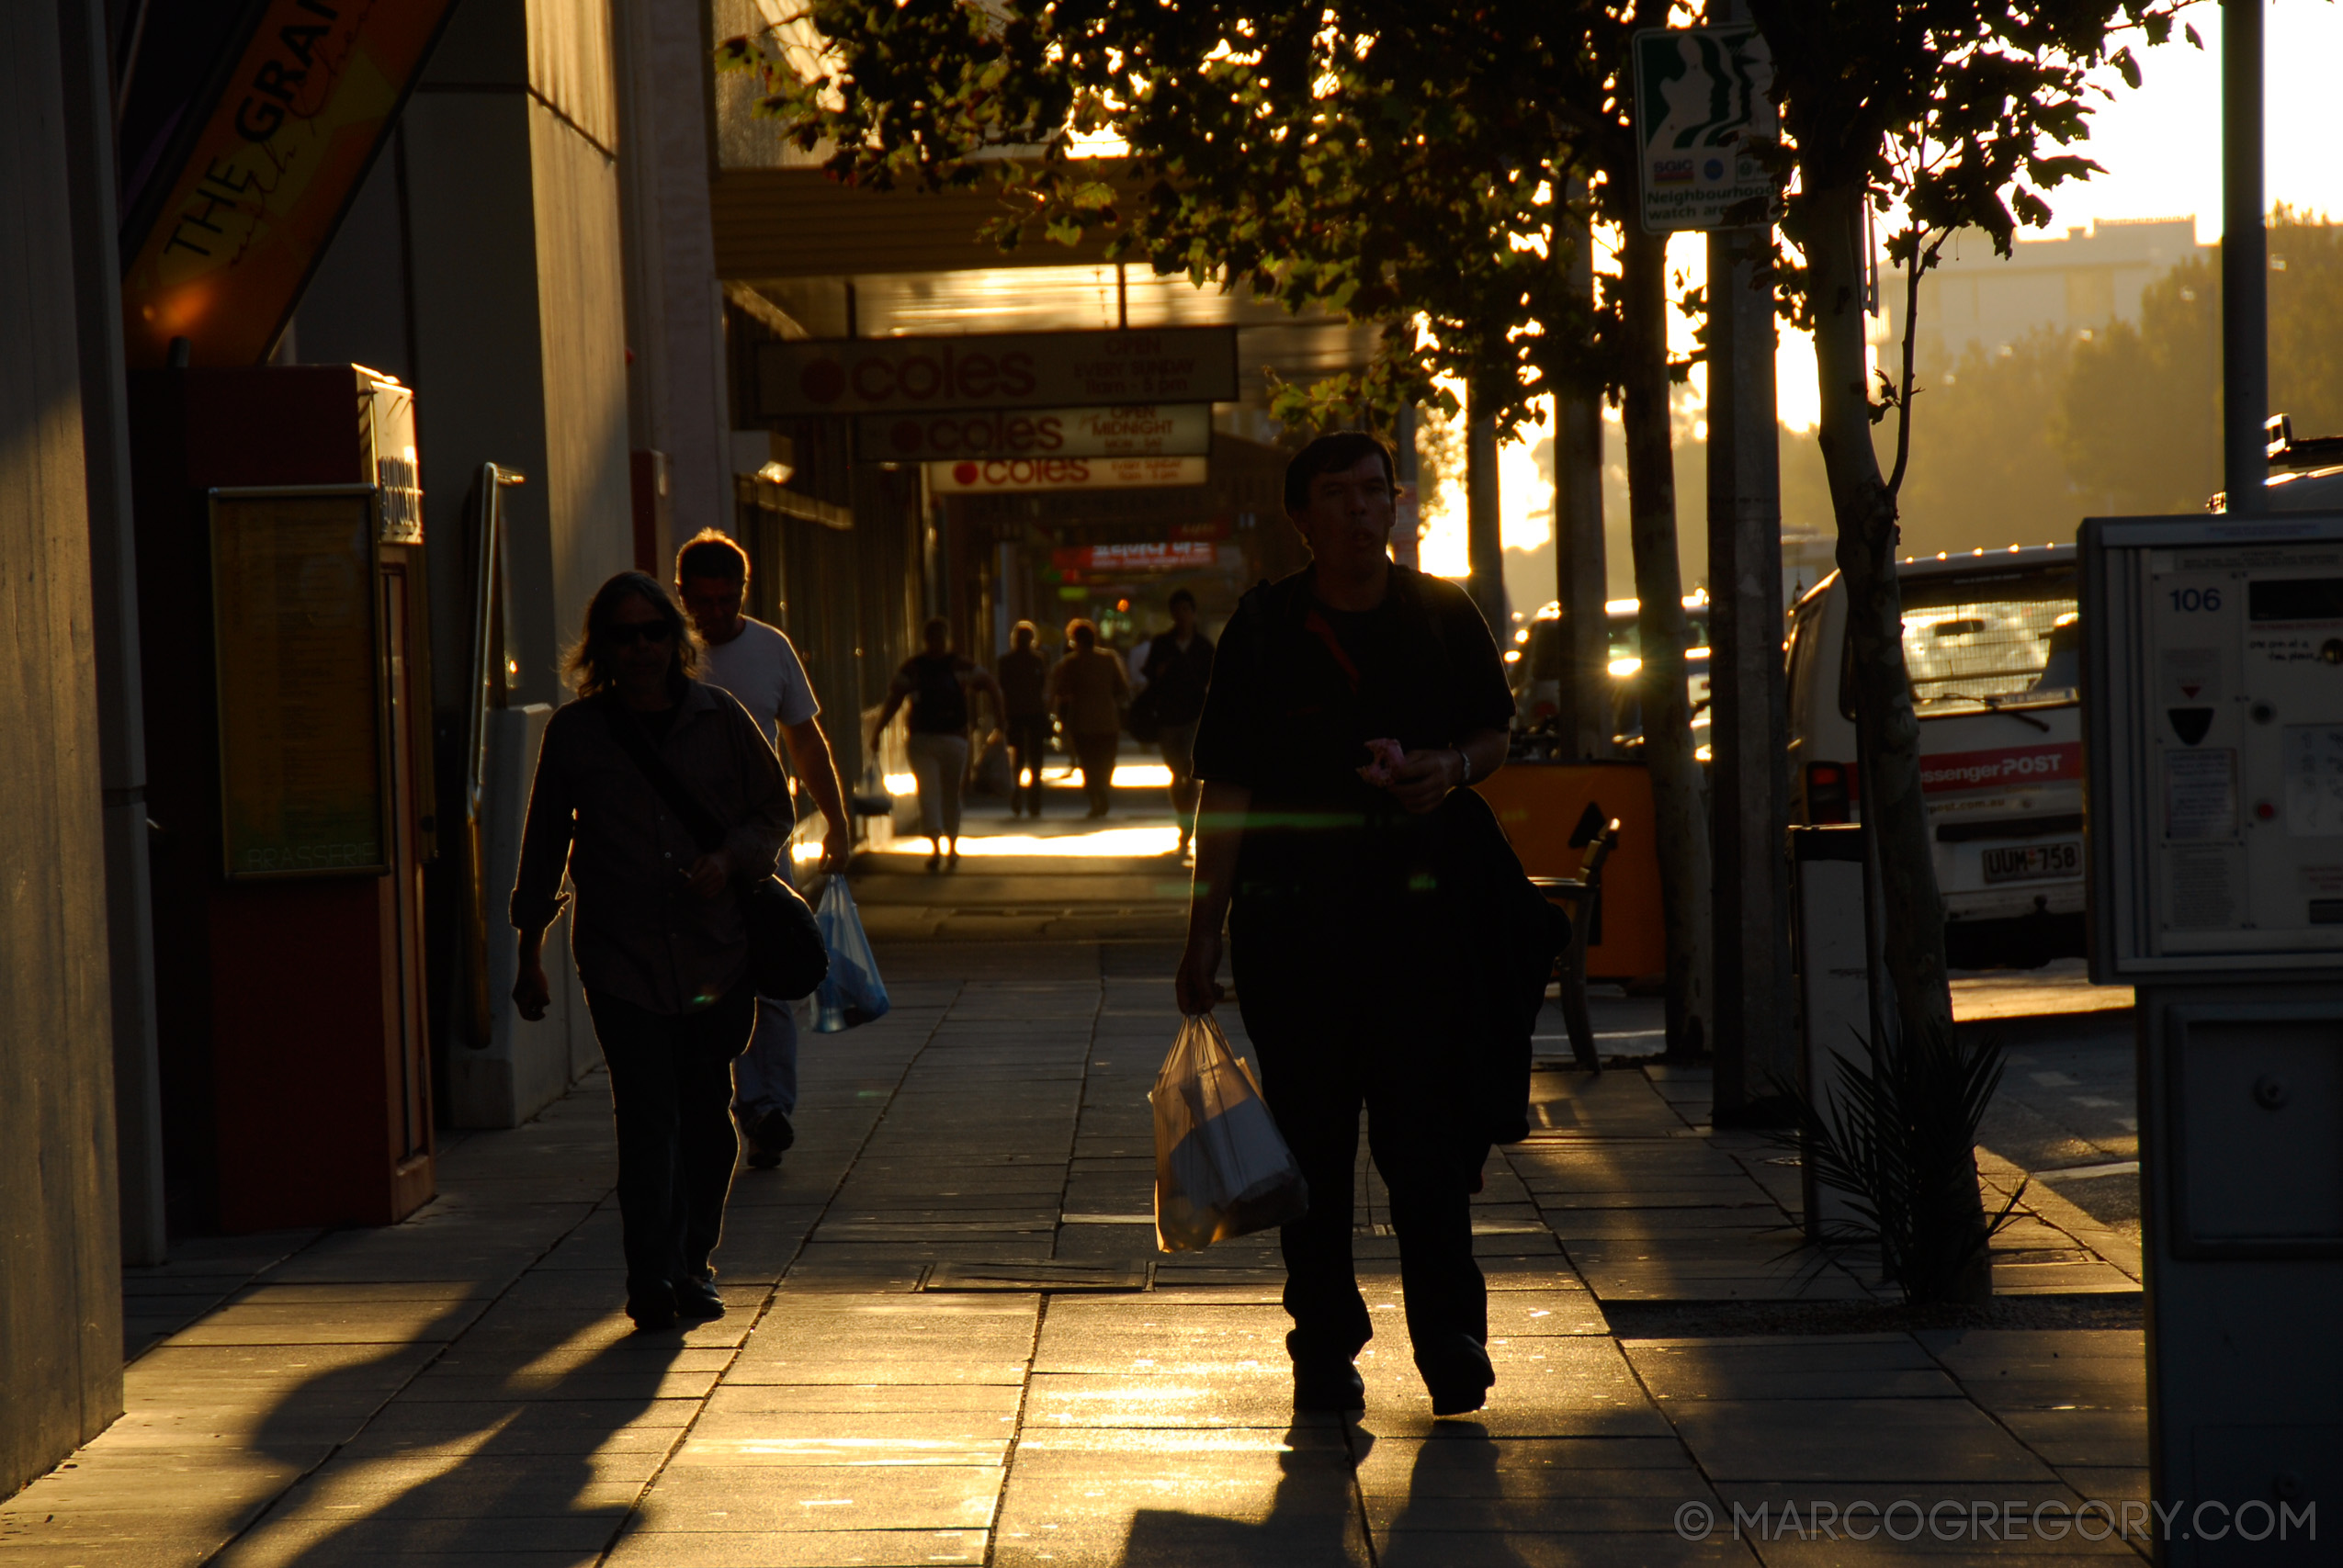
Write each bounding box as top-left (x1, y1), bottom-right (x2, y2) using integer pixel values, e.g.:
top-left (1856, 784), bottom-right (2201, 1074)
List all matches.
top-left (1465, 371), bottom-right (1509, 635)
top-left (1803, 178), bottom-right (1988, 1303)
top-left (1618, 220), bottom-right (1713, 1057)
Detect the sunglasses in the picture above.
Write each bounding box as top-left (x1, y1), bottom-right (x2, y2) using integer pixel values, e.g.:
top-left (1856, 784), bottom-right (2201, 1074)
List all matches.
top-left (606, 621), bottom-right (676, 647)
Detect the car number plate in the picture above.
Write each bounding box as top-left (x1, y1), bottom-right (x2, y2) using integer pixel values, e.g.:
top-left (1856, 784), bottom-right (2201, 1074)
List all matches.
top-left (1981, 840), bottom-right (2080, 883)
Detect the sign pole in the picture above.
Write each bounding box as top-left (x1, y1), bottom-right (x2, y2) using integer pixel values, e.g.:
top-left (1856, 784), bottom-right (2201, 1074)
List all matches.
top-left (2222, 0), bottom-right (2267, 515)
top-left (1705, 209), bottom-right (1795, 1122)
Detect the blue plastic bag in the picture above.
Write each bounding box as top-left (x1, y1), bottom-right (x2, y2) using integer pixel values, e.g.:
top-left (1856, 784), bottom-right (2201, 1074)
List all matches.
top-left (812, 877), bottom-right (889, 1032)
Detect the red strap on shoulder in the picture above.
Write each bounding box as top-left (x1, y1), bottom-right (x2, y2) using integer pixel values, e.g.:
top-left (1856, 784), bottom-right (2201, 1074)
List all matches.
top-left (1300, 609), bottom-right (1363, 694)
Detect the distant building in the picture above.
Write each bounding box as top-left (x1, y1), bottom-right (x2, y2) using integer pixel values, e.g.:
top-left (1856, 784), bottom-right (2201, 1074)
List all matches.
top-left (1881, 218), bottom-right (2210, 375)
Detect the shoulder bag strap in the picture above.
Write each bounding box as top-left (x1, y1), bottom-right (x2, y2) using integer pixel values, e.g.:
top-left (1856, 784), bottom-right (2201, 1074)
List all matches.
top-left (598, 696), bottom-right (728, 855)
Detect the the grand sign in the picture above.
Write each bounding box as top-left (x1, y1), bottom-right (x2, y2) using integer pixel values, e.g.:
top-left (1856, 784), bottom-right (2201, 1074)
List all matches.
top-left (120, 0), bottom-right (459, 367)
top-left (760, 328), bottom-right (1238, 417)
top-left (857, 404), bottom-right (1212, 462)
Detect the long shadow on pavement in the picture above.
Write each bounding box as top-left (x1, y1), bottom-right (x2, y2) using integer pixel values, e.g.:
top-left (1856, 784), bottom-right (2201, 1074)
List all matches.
top-left (1112, 1420), bottom-right (1374, 1567)
top-left (220, 1312), bottom-right (693, 1566)
top-left (1373, 1423), bottom-right (1534, 1568)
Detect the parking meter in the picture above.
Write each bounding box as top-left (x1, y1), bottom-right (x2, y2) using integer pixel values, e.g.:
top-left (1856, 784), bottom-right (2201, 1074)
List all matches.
top-left (2081, 513), bottom-right (2343, 1561)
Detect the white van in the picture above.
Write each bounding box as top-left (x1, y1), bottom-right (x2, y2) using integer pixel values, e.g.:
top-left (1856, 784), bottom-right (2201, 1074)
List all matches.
top-left (1786, 546), bottom-right (2084, 967)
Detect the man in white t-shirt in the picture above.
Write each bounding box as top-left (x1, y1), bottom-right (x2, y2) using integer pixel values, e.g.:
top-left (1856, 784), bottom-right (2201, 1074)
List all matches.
top-left (676, 529), bottom-right (851, 1168)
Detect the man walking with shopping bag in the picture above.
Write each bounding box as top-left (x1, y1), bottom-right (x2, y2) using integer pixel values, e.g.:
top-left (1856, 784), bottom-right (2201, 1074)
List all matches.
top-left (1175, 432), bottom-right (1516, 1416)
top-left (676, 530), bottom-right (850, 1168)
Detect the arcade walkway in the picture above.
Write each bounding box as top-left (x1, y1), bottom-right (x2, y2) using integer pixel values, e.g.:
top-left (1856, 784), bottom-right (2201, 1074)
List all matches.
top-left (1, 790), bottom-right (2152, 1566)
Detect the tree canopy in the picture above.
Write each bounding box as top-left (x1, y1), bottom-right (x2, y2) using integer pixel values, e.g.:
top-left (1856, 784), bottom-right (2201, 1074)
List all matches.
top-left (719, 1), bottom-right (1676, 434)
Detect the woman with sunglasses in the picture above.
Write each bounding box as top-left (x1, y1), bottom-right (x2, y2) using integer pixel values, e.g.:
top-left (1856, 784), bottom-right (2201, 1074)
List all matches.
top-left (511, 570), bottom-right (791, 1330)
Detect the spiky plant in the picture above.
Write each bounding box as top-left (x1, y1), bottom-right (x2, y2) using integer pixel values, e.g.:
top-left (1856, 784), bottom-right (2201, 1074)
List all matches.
top-left (1777, 1018), bottom-right (2024, 1306)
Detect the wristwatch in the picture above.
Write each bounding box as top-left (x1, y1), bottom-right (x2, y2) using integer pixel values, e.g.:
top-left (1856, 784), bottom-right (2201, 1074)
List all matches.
top-left (1454, 747), bottom-right (1472, 786)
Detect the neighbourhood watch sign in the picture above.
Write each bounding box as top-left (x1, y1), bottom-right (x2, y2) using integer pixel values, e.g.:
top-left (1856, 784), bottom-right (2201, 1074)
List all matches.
top-left (1632, 26), bottom-right (1777, 233)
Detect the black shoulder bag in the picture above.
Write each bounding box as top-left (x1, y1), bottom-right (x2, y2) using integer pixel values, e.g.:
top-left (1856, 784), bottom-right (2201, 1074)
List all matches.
top-left (600, 699), bottom-right (829, 1002)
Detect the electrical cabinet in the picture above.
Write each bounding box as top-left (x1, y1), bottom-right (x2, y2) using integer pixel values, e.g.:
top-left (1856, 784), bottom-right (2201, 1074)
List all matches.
top-left (130, 365), bottom-right (436, 1232)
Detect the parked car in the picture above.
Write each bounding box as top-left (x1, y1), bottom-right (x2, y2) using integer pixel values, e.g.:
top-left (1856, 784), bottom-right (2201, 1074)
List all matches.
top-left (1788, 546), bottom-right (2083, 968)
top-left (1511, 595), bottom-right (1711, 755)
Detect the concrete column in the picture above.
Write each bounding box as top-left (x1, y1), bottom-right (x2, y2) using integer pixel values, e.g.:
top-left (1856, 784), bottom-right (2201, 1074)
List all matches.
top-left (383, 0), bottom-right (635, 1122)
top-left (0, 0), bottom-right (126, 1494)
top-left (57, 0), bottom-right (167, 1266)
top-left (399, 0), bottom-right (634, 714)
top-left (613, 0), bottom-right (732, 545)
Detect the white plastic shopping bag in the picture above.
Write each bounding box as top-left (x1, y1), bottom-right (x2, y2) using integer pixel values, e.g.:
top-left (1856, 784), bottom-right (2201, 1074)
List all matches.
top-left (812, 878), bottom-right (889, 1032)
top-left (1150, 1014), bottom-right (1309, 1252)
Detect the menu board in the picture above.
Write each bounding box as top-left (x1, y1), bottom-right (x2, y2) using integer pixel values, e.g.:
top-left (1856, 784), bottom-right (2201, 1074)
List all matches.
top-left (210, 490), bottom-right (386, 878)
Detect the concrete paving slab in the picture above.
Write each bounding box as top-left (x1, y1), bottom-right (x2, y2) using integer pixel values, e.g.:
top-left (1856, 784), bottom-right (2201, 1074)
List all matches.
top-left (1665, 1400), bottom-right (2060, 1483)
top-left (1369, 1533), bottom-right (1759, 1566)
top-left (720, 1340), bottom-right (1036, 1382)
top-left (210, 1509), bottom-right (628, 1562)
top-left (699, 1384), bottom-right (1025, 1417)
top-left (602, 1527), bottom-right (990, 1565)
top-left (1624, 1337), bottom-right (1965, 1402)
top-left (1991, 1408), bottom-right (2147, 1469)
top-left (2049, 1465), bottom-right (2147, 1506)
top-left (629, 1465), bottom-right (1005, 1531)
top-left (161, 1299), bottom-right (493, 1347)
top-left (1566, 1258), bottom-right (1871, 1304)
top-left (1021, 1371), bottom-right (1301, 1430)
top-left (993, 1439), bottom-right (1370, 1567)
top-left (17, 899), bottom-right (2168, 1567)
top-left (1352, 1435), bottom-right (1703, 1493)
top-left (1364, 1491), bottom-right (1695, 1532)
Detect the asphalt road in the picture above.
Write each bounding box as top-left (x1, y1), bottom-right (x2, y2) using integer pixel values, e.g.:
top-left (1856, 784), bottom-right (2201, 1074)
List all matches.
top-left (1973, 1010), bottom-right (2142, 1247)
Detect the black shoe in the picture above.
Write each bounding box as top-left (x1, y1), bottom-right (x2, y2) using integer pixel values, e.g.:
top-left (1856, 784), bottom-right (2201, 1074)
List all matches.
top-left (1293, 1359), bottom-right (1365, 1413)
top-left (745, 1107), bottom-right (795, 1168)
top-left (626, 1282), bottom-right (677, 1333)
top-left (1421, 1333), bottom-right (1495, 1416)
top-left (673, 1276), bottom-right (725, 1321)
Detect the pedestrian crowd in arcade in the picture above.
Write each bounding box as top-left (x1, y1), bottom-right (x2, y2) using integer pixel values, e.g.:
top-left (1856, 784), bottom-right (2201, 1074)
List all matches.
top-left (509, 427), bottom-right (1542, 1416)
top-left (874, 588), bottom-right (1220, 865)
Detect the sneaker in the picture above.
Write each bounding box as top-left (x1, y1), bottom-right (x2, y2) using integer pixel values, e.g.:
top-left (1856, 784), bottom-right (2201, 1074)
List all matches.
top-left (1292, 1359), bottom-right (1366, 1413)
top-left (745, 1107), bottom-right (795, 1168)
top-left (673, 1276), bottom-right (725, 1321)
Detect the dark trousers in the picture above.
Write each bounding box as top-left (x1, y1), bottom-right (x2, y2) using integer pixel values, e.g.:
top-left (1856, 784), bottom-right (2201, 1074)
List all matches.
top-left (1234, 948), bottom-right (1487, 1381)
top-left (1071, 731), bottom-right (1119, 814)
top-left (586, 987), bottom-right (757, 1296)
top-left (1007, 716), bottom-right (1049, 814)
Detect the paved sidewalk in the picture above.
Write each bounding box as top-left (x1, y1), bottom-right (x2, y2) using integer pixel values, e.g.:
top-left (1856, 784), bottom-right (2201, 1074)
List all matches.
top-left (3, 922), bottom-right (2148, 1566)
